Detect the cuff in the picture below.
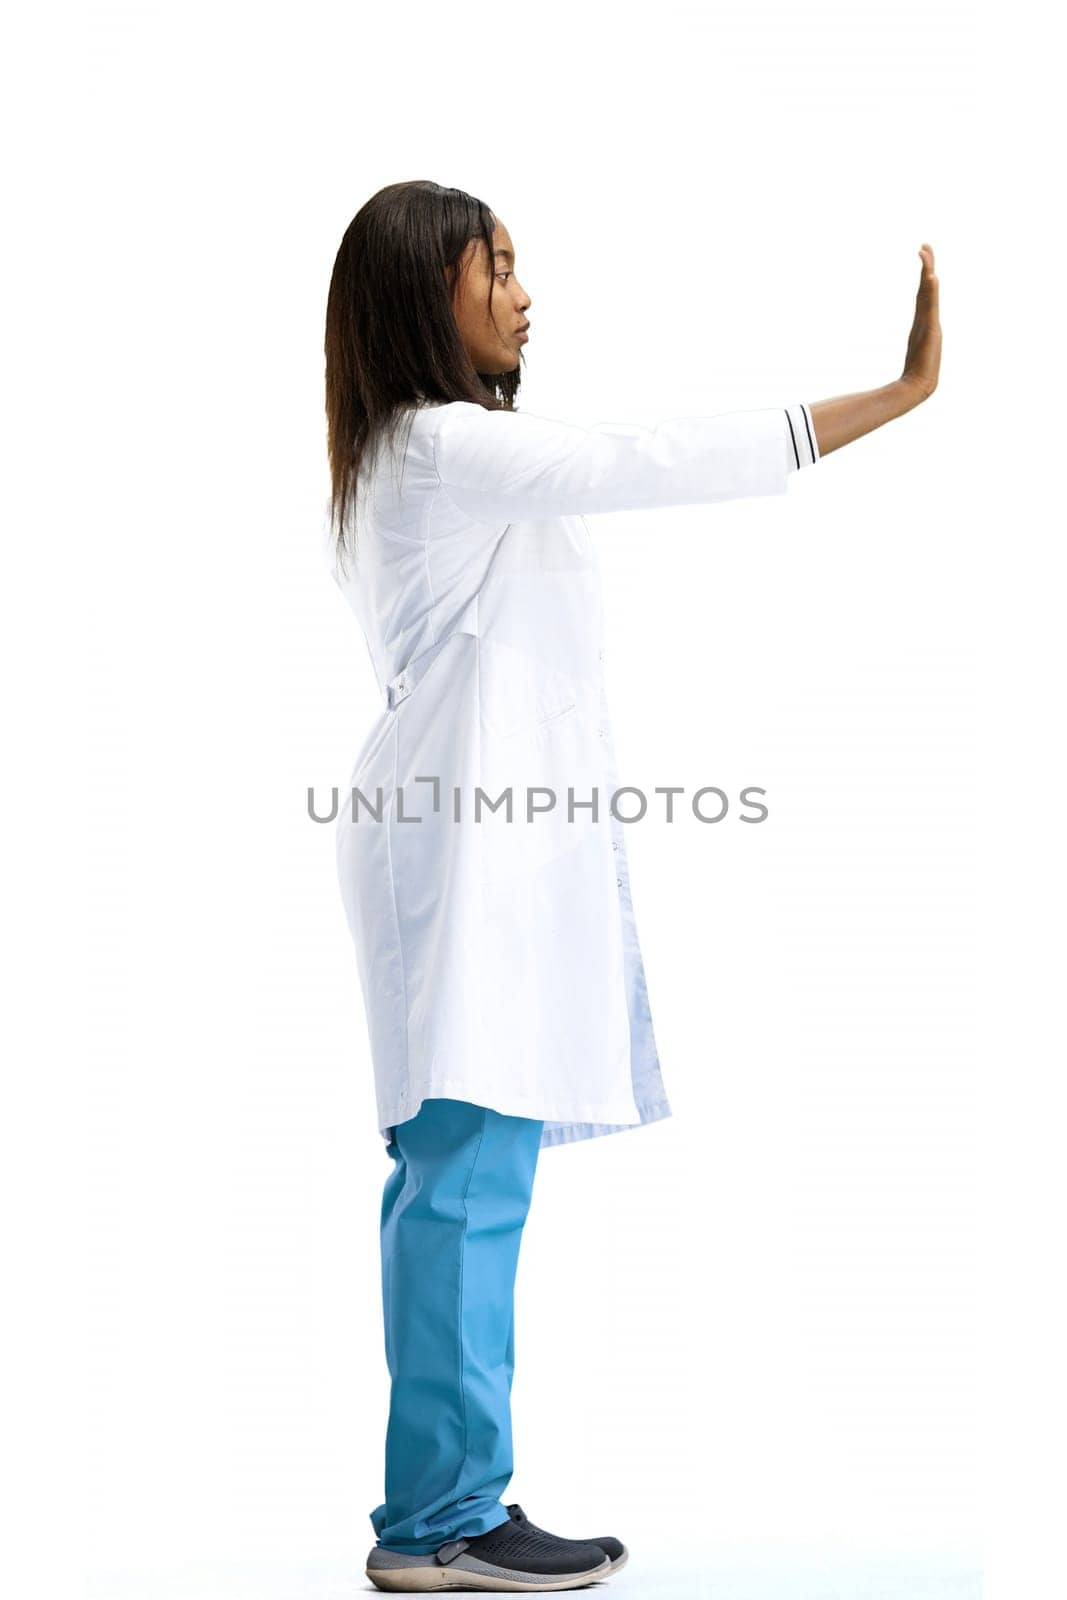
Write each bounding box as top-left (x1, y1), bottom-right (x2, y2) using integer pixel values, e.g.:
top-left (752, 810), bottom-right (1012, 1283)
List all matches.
top-left (784, 402), bottom-right (819, 470)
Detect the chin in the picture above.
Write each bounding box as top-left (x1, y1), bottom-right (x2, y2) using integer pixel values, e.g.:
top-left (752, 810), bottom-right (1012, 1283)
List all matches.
top-left (483, 352), bottom-right (521, 375)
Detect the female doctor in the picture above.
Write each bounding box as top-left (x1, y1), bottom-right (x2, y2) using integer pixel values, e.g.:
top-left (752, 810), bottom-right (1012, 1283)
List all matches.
top-left (322, 180), bottom-right (941, 1594)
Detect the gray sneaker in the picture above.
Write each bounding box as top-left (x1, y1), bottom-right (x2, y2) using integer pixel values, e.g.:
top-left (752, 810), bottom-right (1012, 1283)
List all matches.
top-left (365, 1512), bottom-right (612, 1592)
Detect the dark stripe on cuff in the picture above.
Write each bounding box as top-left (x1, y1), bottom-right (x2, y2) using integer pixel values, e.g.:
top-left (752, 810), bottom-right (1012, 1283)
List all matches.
top-left (784, 408), bottom-right (801, 469)
top-left (800, 404), bottom-right (816, 464)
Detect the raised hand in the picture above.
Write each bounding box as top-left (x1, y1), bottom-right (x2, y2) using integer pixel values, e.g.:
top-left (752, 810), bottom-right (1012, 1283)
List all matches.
top-left (901, 242), bottom-right (941, 400)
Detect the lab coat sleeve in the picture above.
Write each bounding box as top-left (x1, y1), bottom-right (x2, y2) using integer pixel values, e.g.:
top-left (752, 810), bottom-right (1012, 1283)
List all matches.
top-left (431, 399), bottom-right (820, 524)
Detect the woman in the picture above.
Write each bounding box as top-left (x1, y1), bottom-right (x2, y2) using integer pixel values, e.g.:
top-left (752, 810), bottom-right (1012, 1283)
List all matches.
top-left (322, 180), bottom-right (941, 1593)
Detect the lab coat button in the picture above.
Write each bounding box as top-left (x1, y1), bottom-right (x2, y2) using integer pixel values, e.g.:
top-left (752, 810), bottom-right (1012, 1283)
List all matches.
top-left (612, 840), bottom-right (619, 851)
top-left (616, 876), bottom-right (623, 887)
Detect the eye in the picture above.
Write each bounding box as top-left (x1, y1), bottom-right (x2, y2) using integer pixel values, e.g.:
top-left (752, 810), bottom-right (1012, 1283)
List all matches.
top-left (496, 271), bottom-right (512, 284)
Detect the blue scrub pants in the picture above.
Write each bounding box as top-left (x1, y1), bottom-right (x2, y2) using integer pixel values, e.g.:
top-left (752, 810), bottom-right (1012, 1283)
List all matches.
top-left (370, 1097), bottom-right (545, 1554)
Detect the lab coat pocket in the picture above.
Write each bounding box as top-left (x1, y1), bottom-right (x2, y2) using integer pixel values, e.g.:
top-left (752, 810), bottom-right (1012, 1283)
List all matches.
top-left (477, 700), bottom-right (601, 887)
top-left (478, 636), bottom-right (577, 740)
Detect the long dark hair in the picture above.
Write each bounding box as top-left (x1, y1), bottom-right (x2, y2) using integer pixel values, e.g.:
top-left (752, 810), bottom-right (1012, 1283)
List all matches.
top-left (325, 180), bottom-right (523, 573)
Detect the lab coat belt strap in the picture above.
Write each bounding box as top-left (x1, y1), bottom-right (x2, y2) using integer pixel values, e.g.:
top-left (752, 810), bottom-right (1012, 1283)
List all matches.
top-left (384, 634), bottom-right (455, 710)
top-left (383, 601), bottom-right (479, 713)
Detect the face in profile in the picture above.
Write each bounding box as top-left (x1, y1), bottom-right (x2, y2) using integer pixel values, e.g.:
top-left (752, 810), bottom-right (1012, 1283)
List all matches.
top-left (451, 216), bottom-right (532, 375)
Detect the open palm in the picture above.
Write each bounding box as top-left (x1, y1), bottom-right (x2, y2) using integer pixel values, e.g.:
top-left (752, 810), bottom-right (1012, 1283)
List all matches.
top-left (903, 243), bottom-right (941, 397)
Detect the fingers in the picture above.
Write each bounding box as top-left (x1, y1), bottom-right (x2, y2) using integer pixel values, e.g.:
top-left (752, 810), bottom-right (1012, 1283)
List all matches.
top-left (917, 242), bottom-right (939, 303)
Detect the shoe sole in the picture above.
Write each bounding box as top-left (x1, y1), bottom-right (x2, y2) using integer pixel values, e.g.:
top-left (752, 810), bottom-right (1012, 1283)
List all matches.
top-left (366, 1549), bottom-right (612, 1591)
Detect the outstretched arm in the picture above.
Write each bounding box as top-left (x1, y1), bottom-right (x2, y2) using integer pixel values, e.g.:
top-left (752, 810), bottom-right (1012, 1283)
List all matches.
top-left (809, 243), bottom-right (941, 457)
top-left (428, 246), bottom-right (940, 526)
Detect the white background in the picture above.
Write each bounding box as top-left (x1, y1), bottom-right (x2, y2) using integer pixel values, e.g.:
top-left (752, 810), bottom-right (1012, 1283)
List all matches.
top-left (4, 2), bottom-right (1063, 1598)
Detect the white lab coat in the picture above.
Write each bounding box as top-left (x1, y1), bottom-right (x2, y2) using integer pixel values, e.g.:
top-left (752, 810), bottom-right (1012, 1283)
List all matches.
top-left (324, 398), bottom-right (819, 1149)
